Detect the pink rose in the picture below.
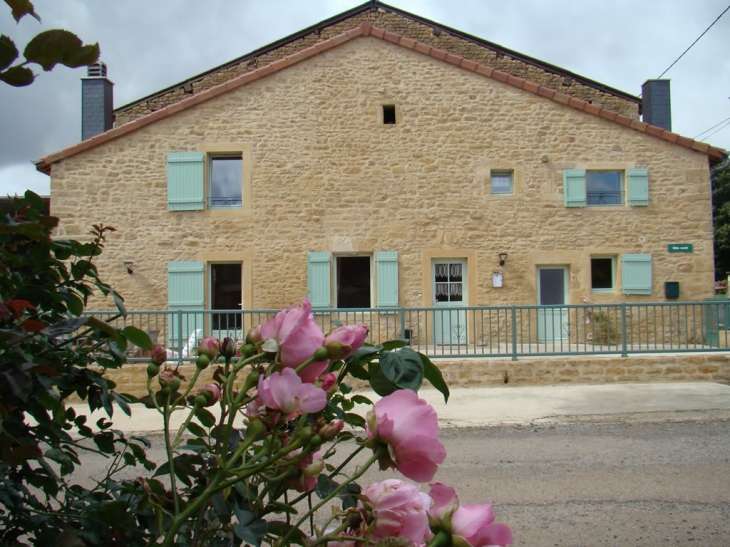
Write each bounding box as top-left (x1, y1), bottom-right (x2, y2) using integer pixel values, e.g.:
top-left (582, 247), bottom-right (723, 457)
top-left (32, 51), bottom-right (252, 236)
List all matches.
top-left (323, 323), bottom-right (369, 360)
top-left (320, 372), bottom-right (337, 392)
top-left (197, 336), bottom-right (220, 360)
top-left (362, 479), bottom-right (431, 543)
top-left (260, 299), bottom-right (328, 382)
top-left (366, 389), bottom-right (446, 482)
top-left (428, 483), bottom-right (512, 547)
top-left (285, 449), bottom-right (324, 493)
top-left (249, 367), bottom-right (327, 420)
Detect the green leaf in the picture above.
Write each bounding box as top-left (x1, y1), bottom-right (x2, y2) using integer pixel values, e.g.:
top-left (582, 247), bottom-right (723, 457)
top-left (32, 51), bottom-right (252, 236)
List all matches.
top-left (346, 344), bottom-right (382, 365)
top-left (343, 412), bottom-right (365, 428)
top-left (0, 64), bottom-right (34, 86)
top-left (111, 391), bottom-right (131, 417)
top-left (186, 422), bottom-right (206, 437)
top-left (340, 482), bottom-right (361, 510)
top-left (194, 407), bottom-right (216, 428)
top-left (350, 394), bottom-right (372, 406)
top-left (1, 368), bottom-right (32, 401)
top-left (121, 325), bottom-right (152, 350)
top-left (41, 316), bottom-right (87, 337)
top-left (344, 361), bottom-right (370, 381)
top-left (381, 339), bottom-right (410, 350)
top-left (114, 294), bottom-right (126, 316)
top-left (420, 352), bottom-right (449, 403)
top-left (315, 474), bottom-right (338, 499)
top-left (84, 316), bottom-right (117, 337)
top-left (65, 294), bottom-right (84, 316)
top-left (233, 505), bottom-right (267, 547)
top-left (23, 29), bottom-right (99, 71)
top-left (266, 522), bottom-right (306, 546)
top-left (0, 35), bottom-right (19, 71)
top-left (5, 0), bottom-right (41, 22)
top-left (93, 431), bottom-right (115, 454)
top-left (371, 348), bottom-right (424, 394)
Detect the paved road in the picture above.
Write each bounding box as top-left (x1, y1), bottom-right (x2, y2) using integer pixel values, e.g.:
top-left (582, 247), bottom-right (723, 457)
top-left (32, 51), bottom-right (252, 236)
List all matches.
top-left (77, 417), bottom-right (730, 546)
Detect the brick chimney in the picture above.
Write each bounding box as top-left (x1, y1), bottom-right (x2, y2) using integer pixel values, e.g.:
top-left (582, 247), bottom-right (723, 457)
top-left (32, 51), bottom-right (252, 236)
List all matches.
top-left (81, 62), bottom-right (113, 140)
top-left (641, 79), bottom-right (671, 131)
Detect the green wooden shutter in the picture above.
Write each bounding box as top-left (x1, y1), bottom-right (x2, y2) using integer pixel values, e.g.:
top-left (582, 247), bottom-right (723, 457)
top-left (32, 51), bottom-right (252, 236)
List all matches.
top-left (168, 261), bottom-right (205, 347)
top-left (563, 169), bottom-right (586, 207)
top-left (376, 251), bottom-right (399, 308)
top-left (307, 252), bottom-right (331, 308)
top-left (621, 254), bottom-right (652, 295)
top-left (627, 168), bottom-right (649, 206)
top-left (168, 152), bottom-right (205, 211)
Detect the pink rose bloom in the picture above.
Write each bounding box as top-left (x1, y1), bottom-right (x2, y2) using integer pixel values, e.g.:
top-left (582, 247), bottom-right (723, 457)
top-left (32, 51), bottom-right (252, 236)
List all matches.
top-left (250, 367), bottom-right (327, 420)
top-left (366, 390), bottom-right (446, 482)
top-left (197, 336), bottom-right (220, 360)
top-left (362, 479), bottom-right (431, 543)
top-left (260, 299), bottom-right (328, 382)
top-left (323, 323), bottom-right (369, 360)
top-left (428, 483), bottom-right (512, 547)
top-left (285, 449), bottom-right (324, 493)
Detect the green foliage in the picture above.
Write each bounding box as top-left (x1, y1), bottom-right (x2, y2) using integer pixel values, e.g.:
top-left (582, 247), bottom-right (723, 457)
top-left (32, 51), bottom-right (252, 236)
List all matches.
top-left (0, 191), bottom-right (153, 546)
top-left (1, 0), bottom-right (99, 86)
top-left (713, 161), bottom-right (730, 280)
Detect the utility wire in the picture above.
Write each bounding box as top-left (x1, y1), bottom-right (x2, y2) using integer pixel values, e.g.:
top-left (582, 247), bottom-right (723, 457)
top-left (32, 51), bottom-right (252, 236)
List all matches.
top-left (657, 3), bottom-right (730, 78)
top-left (694, 114), bottom-right (730, 139)
top-left (701, 118), bottom-right (730, 142)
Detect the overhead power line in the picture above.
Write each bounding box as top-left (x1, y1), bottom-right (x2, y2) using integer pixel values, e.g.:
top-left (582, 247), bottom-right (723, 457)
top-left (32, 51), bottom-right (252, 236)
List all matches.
top-left (701, 118), bottom-right (730, 142)
top-left (657, 3), bottom-right (730, 78)
top-left (694, 114), bottom-right (730, 140)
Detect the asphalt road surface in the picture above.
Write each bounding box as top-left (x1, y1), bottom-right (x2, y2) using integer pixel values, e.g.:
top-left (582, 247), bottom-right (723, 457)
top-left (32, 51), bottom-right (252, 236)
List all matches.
top-left (76, 418), bottom-right (730, 546)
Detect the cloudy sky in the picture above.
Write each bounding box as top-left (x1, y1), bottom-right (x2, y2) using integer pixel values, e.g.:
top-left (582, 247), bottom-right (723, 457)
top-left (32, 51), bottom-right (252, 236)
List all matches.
top-left (1, 0), bottom-right (729, 196)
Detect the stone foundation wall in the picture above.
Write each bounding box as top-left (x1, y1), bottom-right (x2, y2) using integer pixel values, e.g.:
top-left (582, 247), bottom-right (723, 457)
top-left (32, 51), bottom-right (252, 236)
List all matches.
top-left (106, 353), bottom-right (730, 397)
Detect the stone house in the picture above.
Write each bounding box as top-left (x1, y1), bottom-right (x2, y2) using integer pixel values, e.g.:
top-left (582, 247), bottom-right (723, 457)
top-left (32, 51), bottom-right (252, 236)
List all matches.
top-left (36, 1), bottom-right (726, 348)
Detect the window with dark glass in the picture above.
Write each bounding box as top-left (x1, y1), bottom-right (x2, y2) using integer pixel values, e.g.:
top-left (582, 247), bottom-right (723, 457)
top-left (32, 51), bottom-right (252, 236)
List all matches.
top-left (434, 262), bottom-right (463, 302)
top-left (210, 155), bottom-right (243, 208)
top-left (591, 257), bottom-right (615, 291)
top-left (336, 256), bottom-right (371, 308)
top-left (211, 263), bottom-right (242, 330)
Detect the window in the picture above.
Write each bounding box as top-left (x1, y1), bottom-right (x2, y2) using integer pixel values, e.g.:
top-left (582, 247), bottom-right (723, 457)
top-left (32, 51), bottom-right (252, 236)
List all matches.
top-left (563, 168), bottom-right (648, 208)
top-left (210, 263), bottom-right (242, 330)
top-left (307, 251), bottom-right (399, 309)
top-left (383, 105), bottom-right (396, 124)
top-left (490, 171), bottom-right (513, 195)
top-left (586, 171), bottom-right (622, 205)
top-left (590, 257), bottom-right (615, 292)
top-left (209, 155), bottom-right (242, 208)
top-left (336, 256), bottom-right (371, 308)
top-left (167, 145), bottom-right (250, 212)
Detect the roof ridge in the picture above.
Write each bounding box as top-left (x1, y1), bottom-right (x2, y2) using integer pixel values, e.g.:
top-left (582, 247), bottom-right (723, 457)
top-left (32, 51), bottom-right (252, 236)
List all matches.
top-left (36, 22), bottom-right (724, 173)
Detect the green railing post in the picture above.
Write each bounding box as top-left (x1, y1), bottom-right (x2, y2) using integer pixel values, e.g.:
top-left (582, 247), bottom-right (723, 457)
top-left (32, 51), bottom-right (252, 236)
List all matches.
top-left (511, 306), bottom-right (518, 361)
top-left (399, 307), bottom-right (406, 342)
top-left (178, 309), bottom-right (183, 366)
top-left (621, 304), bottom-right (628, 357)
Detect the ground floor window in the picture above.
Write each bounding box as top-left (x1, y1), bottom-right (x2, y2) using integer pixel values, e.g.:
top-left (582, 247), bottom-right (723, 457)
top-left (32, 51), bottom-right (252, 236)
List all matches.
top-left (336, 256), bottom-right (371, 308)
top-left (591, 257), bottom-right (615, 292)
top-left (211, 263), bottom-right (242, 329)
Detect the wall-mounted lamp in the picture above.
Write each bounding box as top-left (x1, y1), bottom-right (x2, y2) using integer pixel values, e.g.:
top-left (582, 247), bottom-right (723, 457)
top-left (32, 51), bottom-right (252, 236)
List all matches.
top-left (123, 261), bottom-right (134, 275)
top-left (498, 253), bottom-right (508, 266)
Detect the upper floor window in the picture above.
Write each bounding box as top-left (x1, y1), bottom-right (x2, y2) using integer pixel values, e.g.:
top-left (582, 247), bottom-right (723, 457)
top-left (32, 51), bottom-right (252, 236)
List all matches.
top-left (564, 168), bottom-right (648, 208)
top-left (490, 171), bottom-right (513, 195)
top-left (209, 155), bottom-right (243, 208)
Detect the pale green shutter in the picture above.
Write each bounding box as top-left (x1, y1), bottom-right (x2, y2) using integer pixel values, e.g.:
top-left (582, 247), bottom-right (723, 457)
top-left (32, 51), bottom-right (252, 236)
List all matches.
top-left (168, 152), bottom-right (204, 211)
top-left (627, 168), bottom-right (649, 206)
top-left (563, 169), bottom-right (586, 207)
top-left (621, 254), bottom-right (652, 295)
top-left (168, 261), bottom-right (205, 347)
top-left (376, 251), bottom-right (399, 308)
top-left (307, 252), bottom-right (331, 308)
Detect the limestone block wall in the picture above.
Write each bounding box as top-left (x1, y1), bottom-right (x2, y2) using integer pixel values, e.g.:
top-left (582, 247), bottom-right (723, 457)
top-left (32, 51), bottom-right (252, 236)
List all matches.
top-left (101, 353), bottom-right (730, 397)
top-left (115, 8), bottom-right (639, 124)
top-left (49, 37), bottom-right (714, 317)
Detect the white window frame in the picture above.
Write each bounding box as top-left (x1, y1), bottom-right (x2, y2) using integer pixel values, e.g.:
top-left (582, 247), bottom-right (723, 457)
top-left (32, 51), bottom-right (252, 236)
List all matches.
top-left (590, 256), bottom-right (616, 293)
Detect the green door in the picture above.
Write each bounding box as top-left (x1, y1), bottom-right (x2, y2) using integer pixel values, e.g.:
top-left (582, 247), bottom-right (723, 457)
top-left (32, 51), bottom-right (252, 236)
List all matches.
top-left (537, 266), bottom-right (569, 342)
top-left (433, 260), bottom-right (467, 345)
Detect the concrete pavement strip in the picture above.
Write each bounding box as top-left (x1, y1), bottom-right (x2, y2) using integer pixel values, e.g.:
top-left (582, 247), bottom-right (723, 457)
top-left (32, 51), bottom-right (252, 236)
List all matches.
top-left (67, 382), bottom-right (730, 435)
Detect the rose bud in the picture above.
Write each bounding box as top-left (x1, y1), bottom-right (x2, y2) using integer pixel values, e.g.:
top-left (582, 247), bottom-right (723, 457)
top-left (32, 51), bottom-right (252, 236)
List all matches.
top-left (150, 345), bottom-right (168, 366)
top-left (323, 324), bottom-right (369, 360)
top-left (221, 337), bottom-right (237, 359)
top-left (197, 336), bottom-right (220, 361)
top-left (197, 383), bottom-right (221, 406)
top-left (320, 372), bottom-right (337, 392)
top-left (158, 369), bottom-right (176, 388)
top-left (246, 324), bottom-right (263, 345)
top-left (319, 419), bottom-right (344, 442)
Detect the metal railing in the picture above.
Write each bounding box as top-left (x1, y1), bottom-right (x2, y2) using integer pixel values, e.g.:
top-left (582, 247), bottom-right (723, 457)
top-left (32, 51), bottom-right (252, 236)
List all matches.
top-left (86, 301), bottom-right (730, 364)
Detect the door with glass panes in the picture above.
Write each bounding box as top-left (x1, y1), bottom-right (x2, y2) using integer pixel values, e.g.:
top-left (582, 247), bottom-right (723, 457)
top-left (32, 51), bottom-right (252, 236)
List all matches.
top-left (432, 260), bottom-right (467, 345)
top-left (536, 266), bottom-right (569, 342)
top-left (211, 263), bottom-right (242, 339)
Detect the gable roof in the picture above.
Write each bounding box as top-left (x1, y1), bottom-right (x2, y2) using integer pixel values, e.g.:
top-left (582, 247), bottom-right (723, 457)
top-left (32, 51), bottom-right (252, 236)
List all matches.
top-left (36, 21), bottom-right (725, 174)
top-left (114, 0), bottom-right (640, 122)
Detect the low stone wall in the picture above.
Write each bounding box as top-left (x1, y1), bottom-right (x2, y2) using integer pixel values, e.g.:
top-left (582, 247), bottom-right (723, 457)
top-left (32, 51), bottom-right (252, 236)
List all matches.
top-left (105, 353), bottom-right (730, 397)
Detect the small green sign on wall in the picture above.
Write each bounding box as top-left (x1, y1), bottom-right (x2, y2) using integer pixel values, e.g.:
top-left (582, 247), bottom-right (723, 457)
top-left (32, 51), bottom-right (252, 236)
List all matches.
top-left (668, 244), bottom-right (693, 253)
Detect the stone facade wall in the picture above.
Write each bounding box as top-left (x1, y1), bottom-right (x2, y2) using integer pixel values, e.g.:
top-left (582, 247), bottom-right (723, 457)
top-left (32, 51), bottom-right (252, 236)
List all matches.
top-left (50, 37), bottom-right (714, 328)
top-left (115, 8), bottom-right (639, 124)
top-left (102, 353), bottom-right (730, 397)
